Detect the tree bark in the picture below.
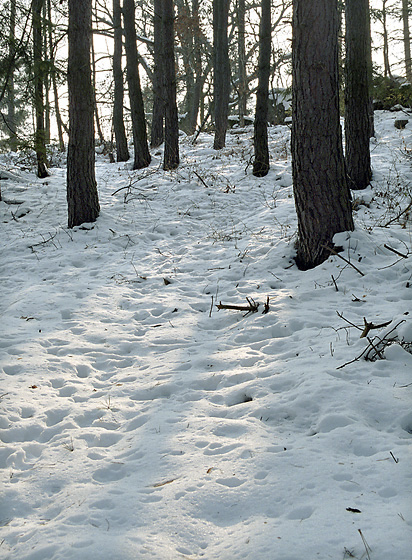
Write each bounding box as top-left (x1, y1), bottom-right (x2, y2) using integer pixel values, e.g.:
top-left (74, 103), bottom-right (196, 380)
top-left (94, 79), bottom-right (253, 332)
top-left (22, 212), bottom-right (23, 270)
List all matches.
top-left (123, 0), bottom-right (151, 169)
top-left (151, 0), bottom-right (164, 148)
top-left (213, 0), bottom-right (230, 150)
top-left (345, 0), bottom-right (372, 190)
top-left (402, 0), bottom-right (412, 82)
top-left (162, 0), bottom-right (180, 170)
top-left (292, 0), bottom-right (354, 270)
top-left (33, 0), bottom-right (50, 178)
top-left (237, 0), bottom-right (247, 127)
top-left (112, 0), bottom-right (129, 161)
top-left (7, 0), bottom-right (17, 151)
top-left (253, 0), bottom-right (271, 177)
top-left (67, 0), bottom-right (100, 228)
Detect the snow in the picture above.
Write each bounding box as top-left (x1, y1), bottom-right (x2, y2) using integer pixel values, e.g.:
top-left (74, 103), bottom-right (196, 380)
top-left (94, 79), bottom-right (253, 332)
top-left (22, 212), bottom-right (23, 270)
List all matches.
top-left (0, 111), bottom-right (411, 560)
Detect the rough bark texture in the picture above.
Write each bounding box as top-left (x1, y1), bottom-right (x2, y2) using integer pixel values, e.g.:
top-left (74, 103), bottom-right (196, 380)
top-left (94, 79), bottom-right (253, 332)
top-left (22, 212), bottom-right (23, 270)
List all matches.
top-left (253, 0), bottom-right (271, 177)
top-left (123, 0), bottom-right (151, 170)
top-left (292, 0), bottom-right (354, 270)
top-left (213, 0), bottom-right (230, 150)
top-left (112, 0), bottom-right (129, 161)
top-left (33, 0), bottom-right (49, 178)
top-left (162, 0), bottom-right (180, 170)
top-left (151, 0), bottom-right (164, 148)
top-left (402, 0), bottom-right (412, 82)
top-left (345, 0), bottom-right (372, 190)
top-left (237, 0), bottom-right (247, 127)
top-left (67, 0), bottom-right (100, 229)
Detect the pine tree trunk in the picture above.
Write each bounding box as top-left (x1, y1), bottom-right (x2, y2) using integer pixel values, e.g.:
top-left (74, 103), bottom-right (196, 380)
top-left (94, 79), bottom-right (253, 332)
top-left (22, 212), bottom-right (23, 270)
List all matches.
top-left (253, 0), bottom-right (271, 178)
top-left (292, 0), bottom-right (354, 270)
top-left (33, 0), bottom-right (50, 178)
top-left (402, 0), bottom-right (412, 82)
top-left (345, 0), bottom-right (372, 190)
top-left (237, 0), bottom-right (247, 127)
top-left (67, 0), bottom-right (100, 228)
top-left (162, 0), bottom-right (179, 170)
top-left (123, 0), bottom-right (151, 169)
top-left (7, 0), bottom-right (17, 151)
top-left (382, 0), bottom-right (392, 78)
top-left (112, 0), bottom-right (129, 161)
top-left (213, 0), bottom-right (230, 150)
top-left (151, 0), bottom-right (164, 148)
top-left (91, 34), bottom-right (105, 145)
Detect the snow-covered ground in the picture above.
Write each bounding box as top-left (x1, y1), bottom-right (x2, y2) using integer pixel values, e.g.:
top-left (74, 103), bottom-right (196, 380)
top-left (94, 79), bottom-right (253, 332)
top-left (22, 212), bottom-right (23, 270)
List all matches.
top-left (1, 111), bottom-right (411, 560)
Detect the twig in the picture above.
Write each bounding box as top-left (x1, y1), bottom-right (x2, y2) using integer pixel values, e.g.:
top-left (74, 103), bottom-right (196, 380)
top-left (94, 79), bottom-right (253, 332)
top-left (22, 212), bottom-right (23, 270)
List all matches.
top-left (358, 529), bottom-right (372, 560)
top-left (390, 451), bottom-right (399, 463)
top-left (336, 311), bottom-right (363, 332)
top-left (193, 170), bottom-right (210, 188)
top-left (360, 317), bottom-right (392, 338)
top-left (322, 244), bottom-right (365, 277)
top-left (209, 295), bottom-right (214, 318)
top-left (382, 199), bottom-right (412, 227)
top-left (262, 296), bottom-right (270, 315)
top-left (216, 297), bottom-right (259, 316)
top-left (384, 244), bottom-right (409, 259)
top-left (331, 274), bottom-right (339, 291)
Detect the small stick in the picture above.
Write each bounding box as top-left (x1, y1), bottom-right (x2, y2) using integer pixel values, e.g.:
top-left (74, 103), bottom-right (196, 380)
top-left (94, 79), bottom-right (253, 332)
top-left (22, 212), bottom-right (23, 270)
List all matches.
top-left (360, 317), bottom-right (392, 338)
top-left (384, 244), bottom-right (409, 259)
top-left (390, 451), bottom-right (399, 463)
top-left (322, 244), bottom-right (365, 277)
top-left (193, 170), bottom-right (210, 189)
top-left (209, 295), bottom-right (214, 318)
top-left (331, 274), bottom-right (339, 292)
top-left (358, 529), bottom-right (372, 560)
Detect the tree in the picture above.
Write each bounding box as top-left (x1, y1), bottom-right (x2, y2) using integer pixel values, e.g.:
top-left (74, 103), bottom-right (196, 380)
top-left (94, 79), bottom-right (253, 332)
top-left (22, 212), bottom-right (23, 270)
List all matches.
top-left (7, 0), bottom-right (17, 151)
top-left (123, 0), bottom-right (151, 169)
top-left (112, 0), bottom-right (129, 161)
top-left (237, 0), bottom-right (247, 127)
top-left (151, 0), bottom-right (164, 148)
top-left (402, 0), bottom-right (412, 81)
top-left (213, 0), bottom-right (230, 150)
top-left (162, 0), bottom-right (179, 170)
top-left (32, 0), bottom-right (50, 178)
top-left (292, 0), bottom-right (354, 270)
top-left (67, 0), bottom-right (100, 228)
top-left (345, 0), bottom-right (372, 190)
top-left (253, 0), bottom-right (271, 177)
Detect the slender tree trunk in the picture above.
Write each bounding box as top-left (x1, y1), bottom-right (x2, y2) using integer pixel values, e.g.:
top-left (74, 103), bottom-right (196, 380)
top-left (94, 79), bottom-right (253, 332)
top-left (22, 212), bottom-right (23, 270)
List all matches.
top-left (112, 0), bottom-right (129, 161)
top-left (91, 33), bottom-right (105, 145)
top-left (151, 0), bottom-right (164, 148)
top-left (33, 0), bottom-right (50, 178)
top-left (237, 0), bottom-right (247, 127)
top-left (367, 6), bottom-right (375, 138)
top-left (213, 0), bottom-right (230, 150)
top-left (7, 0), bottom-right (17, 151)
top-left (382, 0), bottom-right (392, 78)
top-left (162, 0), bottom-right (179, 170)
top-left (292, 0), bottom-right (354, 270)
top-left (402, 0), bottom-right (412, 82)
top-left (67, 0), bottom-right (100, 228)
top-left (190, 0), bottom-right (203, 134)
top-left (43, 0), bottom-right (50, 145)
top-left (47, 0), bottom-right (64, 151)
top-left (345, 0), bottom-right (372, 190)
top-left (253, 0), bottom-right (271, 177)
top-left (123, 0), bottom-right (151, 169)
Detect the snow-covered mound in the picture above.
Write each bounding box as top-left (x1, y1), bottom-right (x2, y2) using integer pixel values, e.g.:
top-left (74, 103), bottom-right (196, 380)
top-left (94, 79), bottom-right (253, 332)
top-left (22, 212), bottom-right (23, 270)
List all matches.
top-left (0, 112), bottom-right (411, 559)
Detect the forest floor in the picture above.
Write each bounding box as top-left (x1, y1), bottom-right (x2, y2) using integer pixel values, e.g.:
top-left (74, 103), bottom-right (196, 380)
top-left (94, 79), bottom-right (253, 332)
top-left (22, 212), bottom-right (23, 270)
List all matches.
top-left (0, 110), bottom-right (411, 560)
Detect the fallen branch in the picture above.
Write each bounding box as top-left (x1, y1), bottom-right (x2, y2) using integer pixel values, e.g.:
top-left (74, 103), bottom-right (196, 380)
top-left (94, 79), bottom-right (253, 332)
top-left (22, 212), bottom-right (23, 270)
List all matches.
top-left (360, 317), bottom-right (392, 338)
top-left (322, 244), bottom-right (365, 277)
top-left (216, 297), bottom-right (259, 316)
top-left (384, 244), bottom-right (409, 259)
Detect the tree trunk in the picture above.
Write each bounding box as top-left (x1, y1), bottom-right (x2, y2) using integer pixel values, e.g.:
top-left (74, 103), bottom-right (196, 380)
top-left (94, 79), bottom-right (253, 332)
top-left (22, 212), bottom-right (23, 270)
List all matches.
top-left (33, 0), bottom-right (50, 178)
top-left (162, 0), bottom-right (180, 170)
top-left (112, 0), bottom-right (129, 161)
top-left (7, 0), bottom-right (17, 151)
top-left (151, 0), bottom-right (164, 148)
top-left (402, 0), bottom-right (412, 82)
top-left (345, 0), bottom-right (372, 190)
top-left (47, 0), bottom-right (64, 151)
top-left (253, 0), bottom-right (271, 177)
top-left (91, 33), bottom-right (105, 145)
top-left (67, 0), bottom-right (100, 228)
top-left (382, 0), bottom-right (392, 78)
top-left (237, 0), bottom-right (247, 127)
top-left (213, 0), bottom-right (230, 150)
top-left (292, 0), bottom-right (354, 270)
top-left (123, 0), bottom-right (151, 169)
